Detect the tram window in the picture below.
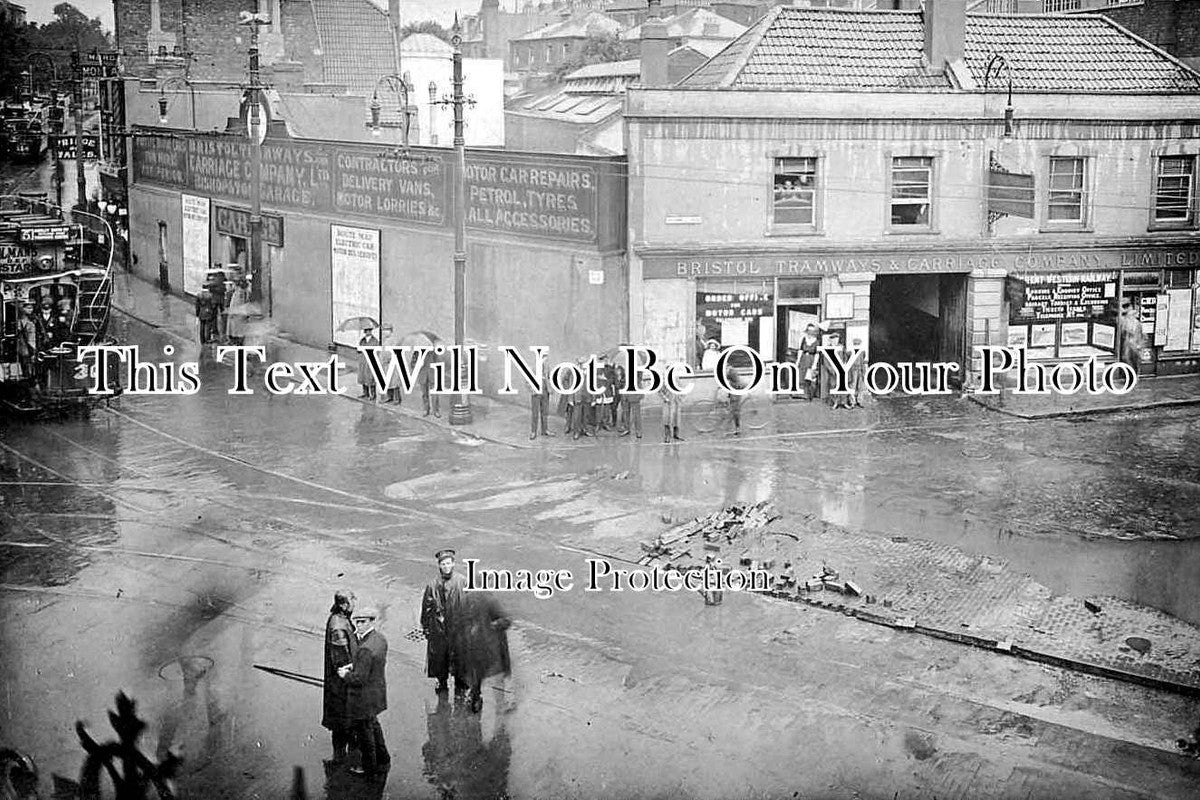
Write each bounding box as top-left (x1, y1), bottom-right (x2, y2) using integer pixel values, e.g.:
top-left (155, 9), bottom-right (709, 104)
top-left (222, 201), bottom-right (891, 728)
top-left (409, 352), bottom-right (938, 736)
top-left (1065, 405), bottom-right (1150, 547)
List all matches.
top-left (2, 301), bottom-right (15, 337)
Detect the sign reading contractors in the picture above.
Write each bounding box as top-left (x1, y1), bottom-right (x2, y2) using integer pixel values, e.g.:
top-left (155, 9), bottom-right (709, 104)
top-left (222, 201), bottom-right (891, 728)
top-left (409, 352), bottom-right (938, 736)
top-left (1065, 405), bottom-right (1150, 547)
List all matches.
top-left (465, 155), bottom-right (598, 244)
top-left (131, 130), bottom-right (609, 247)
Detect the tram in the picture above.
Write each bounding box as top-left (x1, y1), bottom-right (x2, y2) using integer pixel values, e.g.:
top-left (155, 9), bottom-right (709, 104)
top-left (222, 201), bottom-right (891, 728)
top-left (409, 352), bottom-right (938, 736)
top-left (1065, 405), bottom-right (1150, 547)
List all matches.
top-left (0, 194), bottom-right (121, 418)
top-left (1, 100), bottom-right (49, 162)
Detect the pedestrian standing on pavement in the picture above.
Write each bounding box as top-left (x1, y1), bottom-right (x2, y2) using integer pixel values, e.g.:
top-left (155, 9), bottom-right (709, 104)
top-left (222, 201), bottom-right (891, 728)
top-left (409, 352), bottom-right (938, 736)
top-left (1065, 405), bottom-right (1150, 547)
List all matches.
top-left (796, 323), bottom-right (821, 401)
top-left (454, 590), bottom-right (512, 714)
top-left (619, 368), bottom-right (645, 439)
top-left (194, 289), bottom-right (215, 344)
top-left (322, 589), bottom-right (358, 764)
top-left (1117, 301), bottom-right (1145, 374)
top-left (339, 606), bottom-right (390, 776)
top-left (357, 329), bottom-right (380, 400)
top-left (530, 358), bottom-right (555, 440)
top-left (417, 349), bottom-right (441, 417)
top-left (659, 374), bottom-right (684, 443)
top-left (570, 359), bottom-right (592, 440)
top-left (604, 357), bottom-right (621, 430)
top-left (382, 332), bottom-right (403, 404)
top-left (823, 332), bottom-right (851, 409)
top-left (847, 338), bottom-right (867, 408)
top-left (420, 549), bottom-right (468, 695)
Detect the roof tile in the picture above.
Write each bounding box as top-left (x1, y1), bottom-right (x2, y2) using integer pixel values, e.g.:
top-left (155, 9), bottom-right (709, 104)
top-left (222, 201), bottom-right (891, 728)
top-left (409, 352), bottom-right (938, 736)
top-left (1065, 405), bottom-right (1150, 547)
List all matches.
top-left (678, 7), bottom-right (1200, 93)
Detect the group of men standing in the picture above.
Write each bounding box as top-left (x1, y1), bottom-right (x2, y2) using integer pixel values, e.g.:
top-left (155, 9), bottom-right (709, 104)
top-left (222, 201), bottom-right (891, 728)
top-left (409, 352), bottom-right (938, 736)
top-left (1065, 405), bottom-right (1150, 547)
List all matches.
top-left (15, 293), bottom-right (75, 386)
top-left (535, 355), bottom-right (649, 441)
top-left (319, 550), bottom-right (511, 779)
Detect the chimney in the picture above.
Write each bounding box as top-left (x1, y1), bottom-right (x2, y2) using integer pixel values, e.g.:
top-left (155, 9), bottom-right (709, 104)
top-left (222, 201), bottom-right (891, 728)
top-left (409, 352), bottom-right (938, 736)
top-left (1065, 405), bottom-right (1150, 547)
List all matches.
top-left (641, 0), bottom-right (670, 87)
top-left (923, 0), bottom-right (965, 74)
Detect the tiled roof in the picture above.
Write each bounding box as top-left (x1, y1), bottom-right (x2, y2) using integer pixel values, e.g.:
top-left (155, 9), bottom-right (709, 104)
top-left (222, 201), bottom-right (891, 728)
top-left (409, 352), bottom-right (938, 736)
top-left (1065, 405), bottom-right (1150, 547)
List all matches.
top-left (401, 33), bottom-right (454, 55)
top-left (678, 6), bottom-right (1200, 93)
top-left (565, 59), bottom-right (641, 80)
top-left (311, 0), bottom-right (395, 96)
top-left (512, 12), bottom-right (622, 42)
top-left (621, 8), bottom-right (749, 42)
top-left (671, 39), bottom-right (732, 59)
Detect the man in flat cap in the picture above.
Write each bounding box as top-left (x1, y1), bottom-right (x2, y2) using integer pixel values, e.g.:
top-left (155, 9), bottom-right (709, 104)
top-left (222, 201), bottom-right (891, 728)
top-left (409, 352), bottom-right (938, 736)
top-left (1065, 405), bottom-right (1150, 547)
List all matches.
top-left (322, 589), bottom-right (358, 763)
top-left (339, 605), bottom-right (390, 775)
top-left (420, 549), bottom-right (468, 694)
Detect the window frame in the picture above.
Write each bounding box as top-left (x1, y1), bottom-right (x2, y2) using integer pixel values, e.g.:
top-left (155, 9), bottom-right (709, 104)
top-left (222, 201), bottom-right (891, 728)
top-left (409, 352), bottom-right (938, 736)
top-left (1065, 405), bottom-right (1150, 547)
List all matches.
top-left (886, 154), bottom-right (937, 234)
top-left (767, 154), bottom-right (823, 236)
top-left (1150, 153), bottom-right (1198, 231)
top-left (1042, 155), bottom-right (1091, 232)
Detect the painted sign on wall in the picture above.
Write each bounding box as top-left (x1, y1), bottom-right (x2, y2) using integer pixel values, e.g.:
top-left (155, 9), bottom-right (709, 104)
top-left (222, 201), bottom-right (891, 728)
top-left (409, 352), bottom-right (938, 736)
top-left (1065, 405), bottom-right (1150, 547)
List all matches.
top-left (330, 224), bottom-right (381, 349)
top-left (132, 129), bottom-right (622, 248)
top-left (213, 204), bottom-right (285, 248)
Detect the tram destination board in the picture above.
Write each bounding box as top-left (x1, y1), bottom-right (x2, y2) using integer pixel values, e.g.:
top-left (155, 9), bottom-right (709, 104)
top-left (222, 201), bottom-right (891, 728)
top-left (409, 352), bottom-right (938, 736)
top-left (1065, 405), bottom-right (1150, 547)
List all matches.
top-left (20, 225), bottom-right (71, 242)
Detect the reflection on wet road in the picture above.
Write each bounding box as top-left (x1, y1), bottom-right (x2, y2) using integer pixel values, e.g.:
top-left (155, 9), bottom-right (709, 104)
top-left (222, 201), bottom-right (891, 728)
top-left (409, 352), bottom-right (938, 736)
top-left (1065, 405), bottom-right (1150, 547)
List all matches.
top-left (2, 314), bottom-right (1199, 798)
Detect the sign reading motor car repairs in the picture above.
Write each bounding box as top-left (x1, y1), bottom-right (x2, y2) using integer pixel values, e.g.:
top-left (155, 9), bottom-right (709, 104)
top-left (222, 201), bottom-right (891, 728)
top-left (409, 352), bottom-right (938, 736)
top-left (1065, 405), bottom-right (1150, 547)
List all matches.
top-left (464, 155), bottom-right (598, 244)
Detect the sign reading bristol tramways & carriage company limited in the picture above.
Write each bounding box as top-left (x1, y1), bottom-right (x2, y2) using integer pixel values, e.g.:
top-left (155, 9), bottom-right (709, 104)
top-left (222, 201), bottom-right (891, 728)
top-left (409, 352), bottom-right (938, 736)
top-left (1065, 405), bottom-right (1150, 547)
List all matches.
top-left (644, 246), bottom-right (1200, 279)
top-left (131, 129), bottom-right (616, 247)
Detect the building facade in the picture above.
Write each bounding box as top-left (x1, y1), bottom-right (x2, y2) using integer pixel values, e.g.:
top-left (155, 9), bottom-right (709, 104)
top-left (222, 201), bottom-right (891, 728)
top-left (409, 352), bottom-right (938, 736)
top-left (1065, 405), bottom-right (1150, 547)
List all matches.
top-left (126, 127), bottom-right (627, 394)
top-left (625, 4), bottom-right (1200, 383)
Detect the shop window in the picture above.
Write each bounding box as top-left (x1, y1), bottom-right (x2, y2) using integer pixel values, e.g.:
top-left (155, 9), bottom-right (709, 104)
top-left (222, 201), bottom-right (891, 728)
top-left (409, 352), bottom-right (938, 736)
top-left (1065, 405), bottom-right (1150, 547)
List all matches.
top-left (772, 157), bottom-right (818, 229)
top-left (1007, 271), bottom-right (1118, 361)
top-left (1152, 155), bottom-right (1196, 228)
top-left (1046, 156), bottom-right (1088, 226)
top-left (694, 280), bottom-right (775, 370)
top-left (889, 156), bottom-right (932, 228)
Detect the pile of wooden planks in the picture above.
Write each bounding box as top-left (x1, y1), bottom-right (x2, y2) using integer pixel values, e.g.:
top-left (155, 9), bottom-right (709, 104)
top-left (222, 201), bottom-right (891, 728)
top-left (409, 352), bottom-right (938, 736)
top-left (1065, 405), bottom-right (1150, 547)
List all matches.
top-left (638, 501), bottom-right (780, 568)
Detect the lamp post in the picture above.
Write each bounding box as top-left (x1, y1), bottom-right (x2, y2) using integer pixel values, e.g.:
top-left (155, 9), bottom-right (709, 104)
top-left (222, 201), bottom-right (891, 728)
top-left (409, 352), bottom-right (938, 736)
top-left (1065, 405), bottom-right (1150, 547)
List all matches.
top-left (157, 76), bottom-right (196, 129)
top-left (983, 53), bottom-right (1015, 138)
top-left (434, 18), bottom-right (477, 425)
top-left (368, 74), bottom-right (415, 146)
top-left (239, 11), bottom-right (270, 307)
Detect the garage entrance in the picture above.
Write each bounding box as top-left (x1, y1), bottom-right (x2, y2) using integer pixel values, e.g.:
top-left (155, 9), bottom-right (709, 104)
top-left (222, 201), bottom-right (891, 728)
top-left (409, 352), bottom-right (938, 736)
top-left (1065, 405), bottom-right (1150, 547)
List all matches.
top-left (868, 273), bottom-right (968, 380)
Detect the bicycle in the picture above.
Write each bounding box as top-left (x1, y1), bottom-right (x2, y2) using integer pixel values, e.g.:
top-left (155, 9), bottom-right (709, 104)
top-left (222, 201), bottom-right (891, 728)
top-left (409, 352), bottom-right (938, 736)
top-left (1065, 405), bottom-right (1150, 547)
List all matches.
top-left (693, 388), bottom-right (768, 435)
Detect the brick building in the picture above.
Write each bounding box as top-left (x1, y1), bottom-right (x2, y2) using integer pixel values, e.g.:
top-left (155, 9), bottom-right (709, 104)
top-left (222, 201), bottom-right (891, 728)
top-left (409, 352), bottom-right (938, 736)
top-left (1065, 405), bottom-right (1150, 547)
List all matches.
top-left (510, 11), bottom-right (622, 74)
top-left (626, 2), bottom-right (1200, 382)
top-left (970, 1), bottom-right (1200, 70)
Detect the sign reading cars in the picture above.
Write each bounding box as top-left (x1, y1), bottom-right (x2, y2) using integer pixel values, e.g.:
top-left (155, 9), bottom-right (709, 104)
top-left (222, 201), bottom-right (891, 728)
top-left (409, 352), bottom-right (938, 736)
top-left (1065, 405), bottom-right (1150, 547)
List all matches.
top-left (213, 204), bottom-right (285, 247)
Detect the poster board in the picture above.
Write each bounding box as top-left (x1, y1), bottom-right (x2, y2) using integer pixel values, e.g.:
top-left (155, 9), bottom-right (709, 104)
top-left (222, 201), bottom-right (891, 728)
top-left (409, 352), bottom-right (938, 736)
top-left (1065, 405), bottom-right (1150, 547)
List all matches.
top-left (1165, 289), bottom-right (1193, 352)
top-left (180, 194), bottom-right (210, 295)
top-left (330, 225), bottom-right (381, 348)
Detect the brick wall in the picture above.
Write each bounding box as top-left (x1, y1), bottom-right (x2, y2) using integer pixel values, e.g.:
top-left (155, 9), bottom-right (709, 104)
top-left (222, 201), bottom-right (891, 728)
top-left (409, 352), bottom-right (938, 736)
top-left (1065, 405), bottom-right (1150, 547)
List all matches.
top-left (1099, 1), bottom-right (1200, 68)
top-left (117, 1), bottom-right (325, 85)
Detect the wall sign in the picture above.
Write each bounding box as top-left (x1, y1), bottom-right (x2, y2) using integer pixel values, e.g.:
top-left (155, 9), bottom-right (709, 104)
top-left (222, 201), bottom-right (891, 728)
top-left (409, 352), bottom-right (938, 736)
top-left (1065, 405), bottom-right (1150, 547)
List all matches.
top-left (643, 248), bottom-right (1200, 279)
top-left (213, 204), bottom-right (285, 248)
top-left (180, 194), bottom-right (210, 295)
top-left (133, 131), bottom-right (619, 247)
top-left (330, 224), bottom-right (381, 349)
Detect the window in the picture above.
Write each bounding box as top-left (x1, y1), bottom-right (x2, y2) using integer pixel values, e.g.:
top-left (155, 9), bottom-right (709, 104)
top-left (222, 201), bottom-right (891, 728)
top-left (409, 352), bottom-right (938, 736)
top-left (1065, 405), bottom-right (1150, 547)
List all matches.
top-left (890, 156), bottom-right (932, 227)
top-left (545, 45), bottom-right (552, 63)
top-left (1042, 0), bottom-right (1080, 11)
top-left (772, 157), bottom-right (817, 227)
top-left (1047, 156), bottom-right (1086, 224)
top-left (1153, 155), bottom-right (1196, 226)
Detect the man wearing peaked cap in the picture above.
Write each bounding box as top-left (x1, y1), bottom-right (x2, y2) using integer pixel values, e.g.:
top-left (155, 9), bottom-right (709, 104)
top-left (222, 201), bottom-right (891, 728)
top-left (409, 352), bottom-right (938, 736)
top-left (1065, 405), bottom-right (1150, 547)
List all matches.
top-left (339, 604), bottom-right (390, 775)
top-left (420, 549), bottom-right (468, 695)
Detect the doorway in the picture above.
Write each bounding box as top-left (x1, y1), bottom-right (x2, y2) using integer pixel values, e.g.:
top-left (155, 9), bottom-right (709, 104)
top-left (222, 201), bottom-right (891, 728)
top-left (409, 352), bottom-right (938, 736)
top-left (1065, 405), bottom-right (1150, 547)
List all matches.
top-left (869, 273), bottom-right (968, 376)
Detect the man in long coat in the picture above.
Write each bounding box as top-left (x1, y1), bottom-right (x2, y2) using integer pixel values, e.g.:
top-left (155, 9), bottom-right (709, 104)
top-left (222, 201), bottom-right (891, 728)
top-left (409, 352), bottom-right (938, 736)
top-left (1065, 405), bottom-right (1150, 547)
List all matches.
top-left (454, 591), bottom-right (512, 714)
top-left (322, 589), bottom-right (358, 763)
top-left (340, 606), bottom-right (390, 775)
top-left (420, 549), bottom-right (468, 694)
top-left (357, 329), bottom-right (380, 400)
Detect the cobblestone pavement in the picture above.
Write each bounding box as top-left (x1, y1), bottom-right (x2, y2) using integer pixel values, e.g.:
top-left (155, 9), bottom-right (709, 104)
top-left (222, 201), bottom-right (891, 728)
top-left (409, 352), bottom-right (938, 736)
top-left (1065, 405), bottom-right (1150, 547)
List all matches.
top-left (658, 519), bottom-right (1200, 693)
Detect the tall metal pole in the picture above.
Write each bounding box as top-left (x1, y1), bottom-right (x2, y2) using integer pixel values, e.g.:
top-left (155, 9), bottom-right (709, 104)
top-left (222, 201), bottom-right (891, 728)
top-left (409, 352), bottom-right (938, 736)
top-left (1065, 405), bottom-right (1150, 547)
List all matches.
top-left (248, 18), bottom-right (265, 308)
top-left (73, 53), bottom-right (87, 209)
top-left (449, 20), bottom-right (472, 425)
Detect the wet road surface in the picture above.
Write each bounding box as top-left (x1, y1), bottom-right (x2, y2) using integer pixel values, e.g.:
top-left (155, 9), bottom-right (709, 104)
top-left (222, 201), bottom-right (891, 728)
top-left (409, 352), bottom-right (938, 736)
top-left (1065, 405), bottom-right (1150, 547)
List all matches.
top-left (2, 312), bottom-right (1200, 799)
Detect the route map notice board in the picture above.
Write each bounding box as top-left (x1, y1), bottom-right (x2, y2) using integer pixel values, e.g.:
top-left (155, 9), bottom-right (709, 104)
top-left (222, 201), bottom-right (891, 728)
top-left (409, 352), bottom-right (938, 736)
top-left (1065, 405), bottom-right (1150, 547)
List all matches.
top-left (132, 129), bottom-right (623, 248)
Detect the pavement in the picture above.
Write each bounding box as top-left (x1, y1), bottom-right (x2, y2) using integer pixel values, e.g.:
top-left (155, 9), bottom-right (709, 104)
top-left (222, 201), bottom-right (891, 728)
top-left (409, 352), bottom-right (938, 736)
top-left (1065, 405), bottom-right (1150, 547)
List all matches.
top-left (111, 273), bottom-right (1200, 698)
top-left (643, 514), bottom-right (1200, 696)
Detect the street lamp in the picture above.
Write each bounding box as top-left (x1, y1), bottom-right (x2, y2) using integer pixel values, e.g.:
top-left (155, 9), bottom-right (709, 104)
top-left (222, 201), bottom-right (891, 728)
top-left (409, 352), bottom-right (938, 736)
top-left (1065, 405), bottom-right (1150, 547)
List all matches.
top-left (983, 53), bottom-right (1015, 138)
top-left (157, 76), bottom-right (197, 129)
top-left (238, 10), bottom-right (270, 308)
top-left (368, 74), bottom-right (415, 146)
top-left (431, 17), bottom-right (477, 425)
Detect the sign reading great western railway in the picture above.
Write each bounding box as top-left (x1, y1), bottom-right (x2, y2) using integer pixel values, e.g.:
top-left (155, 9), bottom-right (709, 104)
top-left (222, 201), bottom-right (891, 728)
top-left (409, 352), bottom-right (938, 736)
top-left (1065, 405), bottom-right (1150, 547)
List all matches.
top-left (130, 129), bottom-right (619, 247)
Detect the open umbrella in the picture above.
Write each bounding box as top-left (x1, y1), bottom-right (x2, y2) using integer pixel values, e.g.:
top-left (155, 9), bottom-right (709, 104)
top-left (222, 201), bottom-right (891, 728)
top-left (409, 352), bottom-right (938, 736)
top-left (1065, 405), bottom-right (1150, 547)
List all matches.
top-left (337, 316), bottom-right (392, 333)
